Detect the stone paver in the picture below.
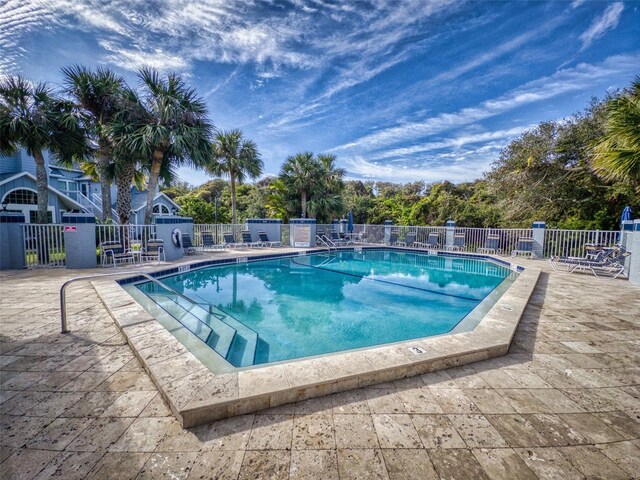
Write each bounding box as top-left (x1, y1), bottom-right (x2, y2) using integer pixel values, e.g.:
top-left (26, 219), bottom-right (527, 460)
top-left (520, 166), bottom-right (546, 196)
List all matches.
top-left (1, 257), bottom-right (639, 478)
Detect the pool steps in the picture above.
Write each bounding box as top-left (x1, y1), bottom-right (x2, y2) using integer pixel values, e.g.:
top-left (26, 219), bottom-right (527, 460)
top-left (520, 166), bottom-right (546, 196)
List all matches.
top-left (146, 291), bottom-right (258, 367)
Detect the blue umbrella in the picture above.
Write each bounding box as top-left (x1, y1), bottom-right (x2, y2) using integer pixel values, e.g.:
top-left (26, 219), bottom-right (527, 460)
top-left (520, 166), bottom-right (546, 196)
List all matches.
top-left (347, 210), bottom-right (354, 233)
top-left (621, 206), bottom-right (632, 226)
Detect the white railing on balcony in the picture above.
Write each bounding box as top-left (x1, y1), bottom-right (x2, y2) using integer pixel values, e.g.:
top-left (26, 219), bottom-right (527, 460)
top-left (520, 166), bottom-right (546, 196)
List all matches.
top-left (23, 224), bottom-right (66, 268)
top-left (91, 193), bottom-right (118, 222)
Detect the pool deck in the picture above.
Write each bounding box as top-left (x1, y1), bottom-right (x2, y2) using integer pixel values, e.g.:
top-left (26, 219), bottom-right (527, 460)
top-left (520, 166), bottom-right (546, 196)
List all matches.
top-left (1, 248), bottom-right (639, 479)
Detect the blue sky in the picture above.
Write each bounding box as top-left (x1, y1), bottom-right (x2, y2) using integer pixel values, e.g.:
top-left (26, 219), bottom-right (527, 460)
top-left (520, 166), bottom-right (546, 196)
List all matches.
top-left (1, 0), bottom-right (638, 186)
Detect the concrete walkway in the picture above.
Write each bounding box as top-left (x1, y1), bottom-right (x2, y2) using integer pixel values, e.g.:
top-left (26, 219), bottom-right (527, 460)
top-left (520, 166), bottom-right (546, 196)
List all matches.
top-left (1, 255), bottom-right (639, 479)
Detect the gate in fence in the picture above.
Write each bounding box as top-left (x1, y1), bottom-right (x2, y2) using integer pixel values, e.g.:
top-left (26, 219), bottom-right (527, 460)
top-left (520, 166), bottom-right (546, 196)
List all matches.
top-left (22, 224), bottom-right (66, 268)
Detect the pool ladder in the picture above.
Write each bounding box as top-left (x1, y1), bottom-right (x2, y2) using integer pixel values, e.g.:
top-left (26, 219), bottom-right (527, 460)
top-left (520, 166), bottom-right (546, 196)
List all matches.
top-left (315, 234), bottom-right (337, 252)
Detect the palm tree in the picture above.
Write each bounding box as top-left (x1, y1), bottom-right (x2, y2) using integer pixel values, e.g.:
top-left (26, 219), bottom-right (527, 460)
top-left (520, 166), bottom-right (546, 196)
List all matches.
top-left (0, 76), bottom-right (86, 223)
top-left (592, 76), bottom-right (640, 190)
top-left (62, 65), bottom-right (125, 221)
top-left (113, 68), bottom-right (213, 225)
top-left (206, 129), bottom-right (262, 224)
top-left (280, 152), bottom-right (346, 220)
top-left (280, 152), bottom-right (322, 218)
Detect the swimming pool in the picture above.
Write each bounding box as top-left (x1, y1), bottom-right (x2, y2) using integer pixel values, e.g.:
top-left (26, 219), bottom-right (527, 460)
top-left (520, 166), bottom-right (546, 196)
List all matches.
top-left (128, 249), bottom-right (516, 368)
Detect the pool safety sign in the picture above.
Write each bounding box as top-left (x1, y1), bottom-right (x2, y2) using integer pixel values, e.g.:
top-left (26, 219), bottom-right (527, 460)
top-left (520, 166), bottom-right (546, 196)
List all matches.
top-left (293, 225), bottom-right (312, 247)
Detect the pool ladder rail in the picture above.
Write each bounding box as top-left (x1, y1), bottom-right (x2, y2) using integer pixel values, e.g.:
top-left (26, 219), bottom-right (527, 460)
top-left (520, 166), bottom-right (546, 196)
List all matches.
top-left (315, 234), bottom-right (337, 252)
top-left (59, 271), bottom-right (259, 367)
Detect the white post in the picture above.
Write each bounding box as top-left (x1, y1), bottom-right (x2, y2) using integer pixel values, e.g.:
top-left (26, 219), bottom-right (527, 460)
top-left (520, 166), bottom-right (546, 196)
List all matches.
top-left (628, 219), bottom-right (640, 286)
top-left (445, 220), bottom-right (456, 249)
top-left (621, 220), bottom-right (633, 277)
top-left (532, 221), bottom-right (545, 258)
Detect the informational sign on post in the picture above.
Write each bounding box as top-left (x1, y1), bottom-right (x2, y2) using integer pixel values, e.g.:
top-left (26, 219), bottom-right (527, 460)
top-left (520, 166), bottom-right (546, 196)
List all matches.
top-left (293, 225), bottom-right (311, 247)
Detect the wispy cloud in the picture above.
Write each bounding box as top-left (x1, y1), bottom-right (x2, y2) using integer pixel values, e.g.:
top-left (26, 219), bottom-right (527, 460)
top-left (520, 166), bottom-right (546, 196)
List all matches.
top-left (330, 53), bottom-right (640, 156)
top-left (579, 2), bottom-right (624, 50)
top-left (345, 155), bottom-right (494, 184)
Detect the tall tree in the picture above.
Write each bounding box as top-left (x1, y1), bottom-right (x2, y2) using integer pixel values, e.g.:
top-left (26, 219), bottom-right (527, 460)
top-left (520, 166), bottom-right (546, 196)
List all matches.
top-left (280, 152), bottom-right (345, 221)
top-left (62, 65), bottom-right (125, 221)
top-left (114, 68), bottom-right (213, 225)
top-left (206, 129), bottom-right (262, 224)
top-left (0, 76), bottom-right (86, 223)
top-left (592, 77), bottom-right (640, 191)
top-left (280, 152), bottom-right (322, 218)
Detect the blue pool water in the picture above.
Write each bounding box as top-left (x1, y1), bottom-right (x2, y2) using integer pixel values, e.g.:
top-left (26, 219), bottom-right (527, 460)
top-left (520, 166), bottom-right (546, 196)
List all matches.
top-left (133, 250), bottom-right (515, 367)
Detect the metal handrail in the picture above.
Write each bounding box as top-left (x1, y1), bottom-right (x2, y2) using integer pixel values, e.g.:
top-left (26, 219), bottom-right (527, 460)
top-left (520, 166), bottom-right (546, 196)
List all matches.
top-left (315, 234), bottom-right (336, 252)
top-left (60, 271), bottom-right (200, 334)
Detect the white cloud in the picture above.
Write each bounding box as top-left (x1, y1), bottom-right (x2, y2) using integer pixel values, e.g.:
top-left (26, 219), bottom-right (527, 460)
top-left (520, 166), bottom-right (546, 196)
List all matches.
top-left (330, 53), bottom-right (640, 155)
top-left (366, 126), bottom-right (531, 162)
top-left (579, 2), bottom-right (624, 50)
top-left (98, 41), bottom-right (189, 72)
top-left (344, 156), bottom-right (493, 184)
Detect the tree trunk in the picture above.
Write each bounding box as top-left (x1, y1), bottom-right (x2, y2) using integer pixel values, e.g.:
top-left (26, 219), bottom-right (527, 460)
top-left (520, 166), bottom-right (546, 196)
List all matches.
top-left (97, 142), bottom-right (112, 222)
top-left (116, 162), bottom-right (135, 225)
top-left (144, 150), bottom-right (163, 225)
top-left (301, 191), bottom-right (307, 218)
top-left (33, 150), bottom-right (49, 224)
top-left (231, 174), bottom-right (237, 225)
top-left (33, 150), bottom-right (50, 265)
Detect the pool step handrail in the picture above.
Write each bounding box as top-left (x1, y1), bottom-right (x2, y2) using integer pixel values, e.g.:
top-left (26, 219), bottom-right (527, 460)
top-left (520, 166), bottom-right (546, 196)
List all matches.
top-left (315, 234), bottom-right (337, 252)
top-left (60, 271), bottom-right (199, 334)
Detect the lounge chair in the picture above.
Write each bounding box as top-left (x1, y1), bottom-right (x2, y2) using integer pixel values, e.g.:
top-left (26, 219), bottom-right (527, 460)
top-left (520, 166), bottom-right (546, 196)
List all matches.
top-left (182, 233), bottom-right (197, 255)
top-left (386, 230), bottom-right (400, 245)
top-left (511, 237), bottom-right (534, 258)
top-left (258, 231), bottom-right (281, 247)
top-left (241, 230), bottom-right (262, 248)
top-left (200, 232), bottom-right (221, 251)
top-left (416, 232), bottom-right (440, 249)
top-left (398, 232), bottom-right (416, 247)
top-left (330, 230), bottom-right (348, 245)
top-left (223, 232), bottom-right (243, 249)
top-left (478, 234), bottom-right (500, 254)
top-left (549, 245), bottom-right (630, 279)
top-left (100, 241), bottom-right (135, 267)
top-left (446, 233), bottom-right (466, 251)
top-left (140, 239), bottom-right (165, 263)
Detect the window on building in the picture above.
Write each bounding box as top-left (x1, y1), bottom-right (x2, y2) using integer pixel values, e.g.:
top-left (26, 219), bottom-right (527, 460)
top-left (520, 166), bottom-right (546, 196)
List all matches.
top-left (153, 204), bottom-right (171, 215)
top-left (4, 189), bottom-right (38, 205)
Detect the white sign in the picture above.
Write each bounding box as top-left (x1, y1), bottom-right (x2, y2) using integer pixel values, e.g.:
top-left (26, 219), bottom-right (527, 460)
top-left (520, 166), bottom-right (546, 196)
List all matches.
top-left (293, 225), bottom-right (312, 247)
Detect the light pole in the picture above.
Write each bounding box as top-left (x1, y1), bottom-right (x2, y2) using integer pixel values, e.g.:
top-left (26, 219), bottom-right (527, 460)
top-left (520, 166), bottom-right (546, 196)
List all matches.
top-left (214, 197), bottom-right (219, 223)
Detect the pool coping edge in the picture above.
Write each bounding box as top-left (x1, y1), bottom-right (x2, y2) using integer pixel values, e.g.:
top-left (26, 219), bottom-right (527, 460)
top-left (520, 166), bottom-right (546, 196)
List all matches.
top-left (92, 250), bottom-right (540, 428)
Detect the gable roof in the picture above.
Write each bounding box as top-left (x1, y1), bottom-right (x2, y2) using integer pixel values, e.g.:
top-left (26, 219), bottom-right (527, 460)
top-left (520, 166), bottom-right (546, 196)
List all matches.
top-left (132, 192), bottom-right (180, 212)
top-left (0, 172), bottom-right (85, 210)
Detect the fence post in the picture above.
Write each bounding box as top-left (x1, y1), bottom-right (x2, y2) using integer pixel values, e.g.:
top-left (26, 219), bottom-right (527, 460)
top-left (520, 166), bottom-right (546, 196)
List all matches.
top-left (445, 220), bottom-right (456, 249)
top-left (532, 221), bottom-right (545, 258)
top-left (155, 217), bottom-right (193, 261)
top-left (63, 213), bottom-right (97, 269)
top-left (621, 220), bottom-right (634, 277)
top-left (628, 219), bottom-right (640, 286)
top-left (0, 212), bottom-right (26, 270)
top-left (290, 218), bottom-right (316, 247)
top-left (384, 220), bottom-right (393, 243)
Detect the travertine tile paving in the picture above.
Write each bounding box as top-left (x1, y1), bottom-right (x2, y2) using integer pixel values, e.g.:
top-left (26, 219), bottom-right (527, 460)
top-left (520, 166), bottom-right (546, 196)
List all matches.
top-left (1, 257), bottom-right (639, 479)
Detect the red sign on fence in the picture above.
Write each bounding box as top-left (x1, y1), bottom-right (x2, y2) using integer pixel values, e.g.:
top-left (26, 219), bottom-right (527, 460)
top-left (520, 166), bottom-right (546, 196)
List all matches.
top-left (64, 226), bottom-right (77, 233)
